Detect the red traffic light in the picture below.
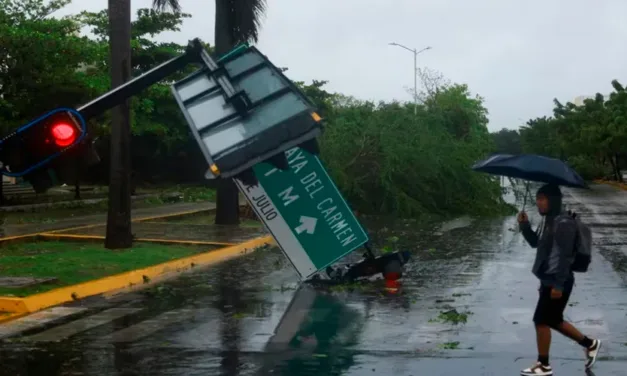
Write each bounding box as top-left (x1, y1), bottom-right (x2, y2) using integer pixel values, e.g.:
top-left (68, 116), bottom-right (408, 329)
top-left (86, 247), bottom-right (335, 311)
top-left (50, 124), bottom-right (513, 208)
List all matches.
top-left (0, 108), bottom-right (86, 178)
top-left (50, 122), bottom-right (77, 147)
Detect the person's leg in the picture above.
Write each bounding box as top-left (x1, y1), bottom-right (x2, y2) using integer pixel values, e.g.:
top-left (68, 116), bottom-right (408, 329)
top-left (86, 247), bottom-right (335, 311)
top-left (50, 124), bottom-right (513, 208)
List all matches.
top-left (556, 321), bottom-right (584, 342)
top-left (548, 279), bottom-right (602, 370)
top-left (522, 287), bottom-right (554, 375)
top-left (550, 279), bottom-right (589, 344)
top-left (534, 286), bottom-right (553, 366)
top-left (551, 281), bottom-right (586, 341)
top-left (536, 324), bottom-right (552, 365)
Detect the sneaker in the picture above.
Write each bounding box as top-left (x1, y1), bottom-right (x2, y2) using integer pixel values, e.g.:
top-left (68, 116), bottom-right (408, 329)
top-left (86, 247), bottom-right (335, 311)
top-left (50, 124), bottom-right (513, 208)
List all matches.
top-left (521, 362), bottom-right (553, 376)
top-left (585, 339), bottom-right (602, 369)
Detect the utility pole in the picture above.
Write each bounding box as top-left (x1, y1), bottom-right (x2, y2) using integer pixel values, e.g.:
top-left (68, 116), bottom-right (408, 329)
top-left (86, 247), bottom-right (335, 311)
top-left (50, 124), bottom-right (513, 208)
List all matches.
top-left (388, 43), bottom-right (432, 115)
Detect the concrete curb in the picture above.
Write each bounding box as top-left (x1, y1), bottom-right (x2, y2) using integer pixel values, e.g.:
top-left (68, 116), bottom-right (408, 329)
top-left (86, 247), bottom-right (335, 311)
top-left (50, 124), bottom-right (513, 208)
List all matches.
top-left (595, 179), bottom-right (627, 191)
top-left (0, 235), bottom-right (274, 318)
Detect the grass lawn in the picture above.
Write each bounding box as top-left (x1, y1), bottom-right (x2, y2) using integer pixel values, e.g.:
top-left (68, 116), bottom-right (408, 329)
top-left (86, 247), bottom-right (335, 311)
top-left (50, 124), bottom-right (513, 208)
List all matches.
top-left (0, 241), bottom-right (210, 297)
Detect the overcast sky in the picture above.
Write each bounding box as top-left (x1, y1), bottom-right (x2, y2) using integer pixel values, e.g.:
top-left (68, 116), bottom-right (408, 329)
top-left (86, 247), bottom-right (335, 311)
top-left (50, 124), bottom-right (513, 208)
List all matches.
top-left (57, 0), bottom-right (627, 132)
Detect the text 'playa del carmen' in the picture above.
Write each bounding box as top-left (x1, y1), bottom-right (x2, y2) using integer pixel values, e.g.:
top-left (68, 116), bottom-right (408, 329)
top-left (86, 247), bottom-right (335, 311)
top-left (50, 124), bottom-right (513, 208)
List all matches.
top-left (257, 147), bottom-right (359, 248)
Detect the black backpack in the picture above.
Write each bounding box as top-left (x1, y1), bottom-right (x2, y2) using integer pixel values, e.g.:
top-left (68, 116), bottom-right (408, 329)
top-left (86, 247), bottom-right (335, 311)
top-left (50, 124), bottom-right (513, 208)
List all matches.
top-left (557, 212), bottom-right (592, 273)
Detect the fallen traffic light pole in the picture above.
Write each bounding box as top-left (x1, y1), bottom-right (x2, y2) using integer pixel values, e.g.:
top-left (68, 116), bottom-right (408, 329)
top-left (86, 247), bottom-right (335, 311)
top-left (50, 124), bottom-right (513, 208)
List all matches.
top-left (0, 39), bottom-right (411, 286)
top-left (0, 39), bottom-right (323, 185)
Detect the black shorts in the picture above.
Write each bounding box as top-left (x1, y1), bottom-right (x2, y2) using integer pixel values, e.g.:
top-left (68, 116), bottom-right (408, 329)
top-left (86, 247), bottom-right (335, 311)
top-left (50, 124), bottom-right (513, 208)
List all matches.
top-left (533, 279), bottom-right (574, 327)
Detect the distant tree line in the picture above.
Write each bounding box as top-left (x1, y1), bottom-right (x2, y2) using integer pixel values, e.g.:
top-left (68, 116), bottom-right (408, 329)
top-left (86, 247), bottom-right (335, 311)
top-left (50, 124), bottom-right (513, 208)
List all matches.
top-left (490, 80), bottom-right (627, 182)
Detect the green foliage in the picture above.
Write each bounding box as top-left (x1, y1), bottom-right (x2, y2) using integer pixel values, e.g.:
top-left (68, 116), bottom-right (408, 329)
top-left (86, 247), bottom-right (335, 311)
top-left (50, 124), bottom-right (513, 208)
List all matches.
top-left (522, 80), bottom-right (627, 181)
top-left (0, 0), bottom-right (213, 182)
top-left (295, 79), bottom-right (335, 117)
top-left (429, 309), bottom-right (473, 325)
top-left (0, 0), bottom-right (100, 131)
top-left (491, 128), bottom-right (522, 154)
top-left (315, 81), bottom-right (511, 217)
top-left (77, 7), bottom-right (201, 141)
top-left (567, 155), bottom-right (611, 181)
top-left (519, 116), bottom-right (562, 159)
top-left (3, 1), bottom-right (511, 218)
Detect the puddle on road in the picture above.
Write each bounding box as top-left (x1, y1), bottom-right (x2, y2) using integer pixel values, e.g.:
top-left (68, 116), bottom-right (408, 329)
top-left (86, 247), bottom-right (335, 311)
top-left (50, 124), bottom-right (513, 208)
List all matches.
top-left (0, 186), bottom-right (537, 375)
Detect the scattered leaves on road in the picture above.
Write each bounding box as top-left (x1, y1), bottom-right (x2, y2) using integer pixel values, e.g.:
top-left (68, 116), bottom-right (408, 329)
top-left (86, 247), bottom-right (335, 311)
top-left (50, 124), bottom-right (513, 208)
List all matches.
top-left (438, 341), bottom-right (460, 349)
top-left (430, 309), bottom-right (473, 325)
top-left (452, 293), bottom-right (471, 297)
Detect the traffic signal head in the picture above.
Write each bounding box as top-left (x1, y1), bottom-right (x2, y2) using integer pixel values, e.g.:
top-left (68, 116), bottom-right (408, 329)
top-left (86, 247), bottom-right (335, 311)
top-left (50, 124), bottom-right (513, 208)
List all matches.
top-left (0, 108), bottom-right (86, 177)
top-left (50, 122), bottom-right (78, 147)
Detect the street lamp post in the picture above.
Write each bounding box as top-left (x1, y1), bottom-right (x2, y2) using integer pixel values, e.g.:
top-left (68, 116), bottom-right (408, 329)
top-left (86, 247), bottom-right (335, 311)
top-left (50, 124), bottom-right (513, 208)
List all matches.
top-left (388, 43), bottom-right (432, 115)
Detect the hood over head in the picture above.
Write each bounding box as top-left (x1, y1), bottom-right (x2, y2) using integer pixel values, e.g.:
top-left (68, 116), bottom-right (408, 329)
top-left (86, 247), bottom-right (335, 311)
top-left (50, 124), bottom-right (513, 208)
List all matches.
top-left (536, 184), bottom-right (562, 217)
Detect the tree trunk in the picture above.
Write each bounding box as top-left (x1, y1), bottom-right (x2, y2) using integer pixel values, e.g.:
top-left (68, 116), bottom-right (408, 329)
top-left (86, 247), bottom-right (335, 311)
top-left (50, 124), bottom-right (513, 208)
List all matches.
top-left (74, 158), bottom-right (81, 200)
top-left (130, 170), bottom-right (136, 196)
top-left (213, 0), bottom-right (240, 225)
top-left (105, 0), bottom-right (133, 249)
top-left (614, 154), bottom-right (623, 182)
top-left (608, 154), bottom-right (619, 181)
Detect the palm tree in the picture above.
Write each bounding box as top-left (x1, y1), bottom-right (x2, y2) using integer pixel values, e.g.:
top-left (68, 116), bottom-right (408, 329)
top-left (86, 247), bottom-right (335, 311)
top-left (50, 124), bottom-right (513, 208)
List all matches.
top-left (105, 0), bottom-right (133, 249)
top-left (153, 0), bottom-right (267, 225)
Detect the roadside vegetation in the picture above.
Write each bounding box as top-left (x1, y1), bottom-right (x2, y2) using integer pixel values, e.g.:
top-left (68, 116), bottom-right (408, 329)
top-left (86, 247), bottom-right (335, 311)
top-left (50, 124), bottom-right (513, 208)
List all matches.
top-left (1, 0), bottom-right (513, 220)
top-left (491, 79), bottom-right (627, 182)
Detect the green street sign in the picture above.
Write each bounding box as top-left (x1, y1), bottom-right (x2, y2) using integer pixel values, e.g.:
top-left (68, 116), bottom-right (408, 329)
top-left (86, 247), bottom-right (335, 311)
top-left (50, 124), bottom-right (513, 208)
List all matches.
top-left (234, 147), bottom-right (369, 279)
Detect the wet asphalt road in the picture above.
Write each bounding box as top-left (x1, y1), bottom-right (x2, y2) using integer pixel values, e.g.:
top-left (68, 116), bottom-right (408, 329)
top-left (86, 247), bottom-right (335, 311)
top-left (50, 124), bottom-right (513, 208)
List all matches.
top-left (1, 184), bottom-right (627, 375)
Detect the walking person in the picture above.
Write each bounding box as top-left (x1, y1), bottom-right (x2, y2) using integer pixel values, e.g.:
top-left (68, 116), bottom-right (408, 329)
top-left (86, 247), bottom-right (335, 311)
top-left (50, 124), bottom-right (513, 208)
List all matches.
top-left (518, 184), bottom-right (601, 375)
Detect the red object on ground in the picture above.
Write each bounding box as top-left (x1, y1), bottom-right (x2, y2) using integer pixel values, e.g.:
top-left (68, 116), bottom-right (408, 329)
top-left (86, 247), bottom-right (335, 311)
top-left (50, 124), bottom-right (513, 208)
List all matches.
top-left (384, 272), bottom-right (401, 281)
top-left (50, 123), bottom-right (76, 147)
top-left (384, 279), bottom-right (400, 293)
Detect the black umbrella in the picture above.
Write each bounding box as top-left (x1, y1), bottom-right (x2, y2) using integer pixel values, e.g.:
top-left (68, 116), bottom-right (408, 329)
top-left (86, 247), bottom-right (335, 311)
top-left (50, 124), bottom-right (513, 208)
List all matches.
top-left (472, 153), bottom-right (588, 189)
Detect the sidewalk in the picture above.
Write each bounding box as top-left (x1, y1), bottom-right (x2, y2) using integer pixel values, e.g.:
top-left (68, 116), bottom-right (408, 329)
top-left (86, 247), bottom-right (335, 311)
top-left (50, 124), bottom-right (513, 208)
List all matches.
top-left (0, 202), bottom-right (216, 239)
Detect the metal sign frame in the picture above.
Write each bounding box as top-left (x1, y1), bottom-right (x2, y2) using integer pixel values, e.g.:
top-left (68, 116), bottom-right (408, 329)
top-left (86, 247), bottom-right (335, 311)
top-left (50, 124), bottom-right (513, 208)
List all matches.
top-left (170, 45), bottom-right (322, 180)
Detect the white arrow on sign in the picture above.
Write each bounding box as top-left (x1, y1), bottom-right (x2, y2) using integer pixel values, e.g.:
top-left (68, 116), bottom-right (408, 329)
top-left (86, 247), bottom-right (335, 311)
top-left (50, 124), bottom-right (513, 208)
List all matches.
top-left (295, 216), bottom-right (318, 235)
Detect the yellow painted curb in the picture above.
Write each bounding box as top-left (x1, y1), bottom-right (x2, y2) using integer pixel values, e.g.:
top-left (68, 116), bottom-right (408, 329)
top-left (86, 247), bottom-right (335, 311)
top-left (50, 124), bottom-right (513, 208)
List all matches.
top-left (0, 234), bottom-right (38, 242)
top-left (133, 208), bottom-right (213, 223)
top-left (595, 179), bottom-right (627, 191)
top-left (0, 298), bottom-right (29, 314)
top-left (135, 237), bottom-right (234, 246)
top-left (45, 223), bottom-right (101, 235)
top-left (37, 233), bottom-right (235, 247)
top-left (0, 235), bottom-right (273, 316)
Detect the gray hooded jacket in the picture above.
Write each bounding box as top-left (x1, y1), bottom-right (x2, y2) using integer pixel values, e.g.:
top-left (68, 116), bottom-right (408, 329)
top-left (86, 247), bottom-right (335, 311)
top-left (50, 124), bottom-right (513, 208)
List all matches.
top-left (519, 185), bottom-right (577, 291)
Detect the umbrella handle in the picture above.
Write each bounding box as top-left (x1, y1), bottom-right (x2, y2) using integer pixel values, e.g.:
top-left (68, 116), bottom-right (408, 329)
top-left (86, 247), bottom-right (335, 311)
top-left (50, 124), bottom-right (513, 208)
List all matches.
top-left (522, 181), bottom-right (530, 211)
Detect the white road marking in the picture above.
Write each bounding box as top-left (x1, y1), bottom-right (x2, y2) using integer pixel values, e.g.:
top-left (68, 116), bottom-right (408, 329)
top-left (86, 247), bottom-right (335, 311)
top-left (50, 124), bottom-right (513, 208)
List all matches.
top-left (0, 307), bottom-right (87, 340)
top-left (24, 308), bottom-right (142, 342)
top-left (100, 308), bottom-right (196, 343)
